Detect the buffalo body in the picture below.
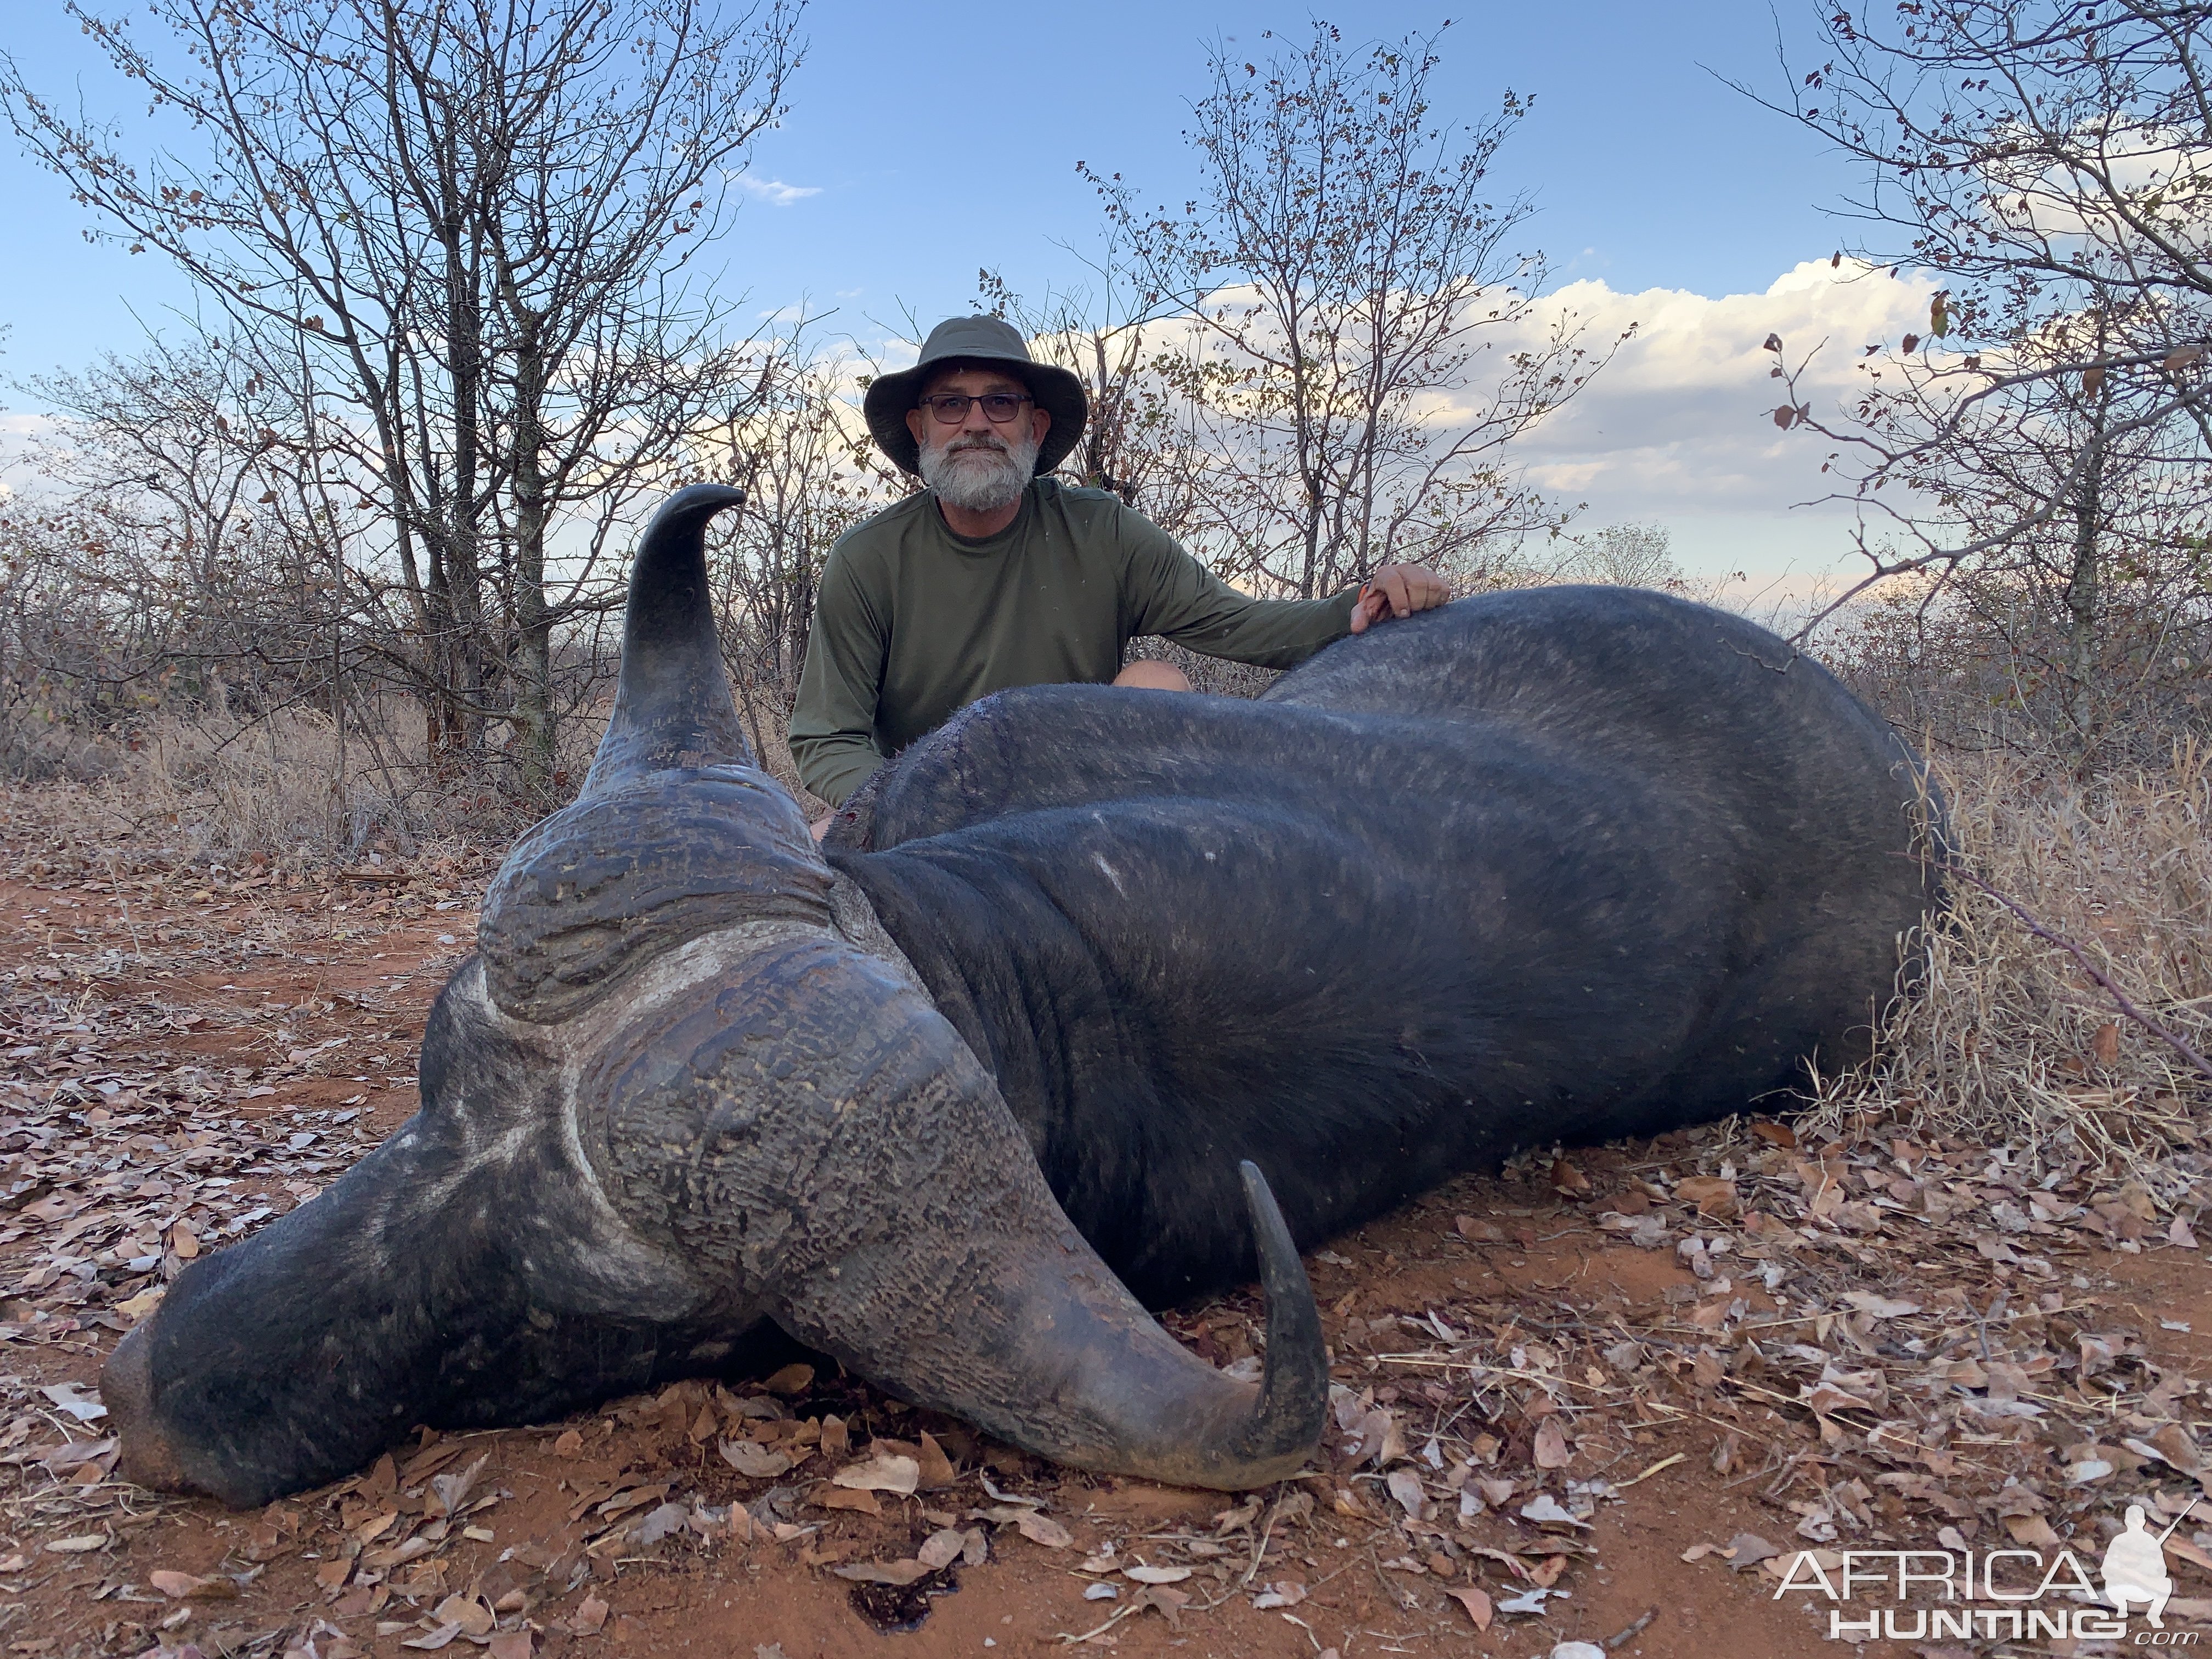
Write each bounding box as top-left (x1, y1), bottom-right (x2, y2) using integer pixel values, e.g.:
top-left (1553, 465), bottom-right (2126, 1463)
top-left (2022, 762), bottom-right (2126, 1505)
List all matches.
top-left (102, 487), bottom-right (1939, 1506)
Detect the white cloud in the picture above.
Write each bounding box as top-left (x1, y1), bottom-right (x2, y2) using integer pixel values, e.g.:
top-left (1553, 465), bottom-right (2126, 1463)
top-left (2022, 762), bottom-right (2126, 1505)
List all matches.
top-left (1505, 258), bottom-right (1937, 582)
top-left (731, 171), bottom-right (822, 208)
top-left (0, 411), bottom-right (60, 502)
top-left (852, 262), bottom-right (1936, 599)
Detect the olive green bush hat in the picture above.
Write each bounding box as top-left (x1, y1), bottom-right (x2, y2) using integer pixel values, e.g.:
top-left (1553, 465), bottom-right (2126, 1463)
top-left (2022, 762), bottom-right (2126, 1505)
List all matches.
top-left (864, 315), bottom-right (1088, 477)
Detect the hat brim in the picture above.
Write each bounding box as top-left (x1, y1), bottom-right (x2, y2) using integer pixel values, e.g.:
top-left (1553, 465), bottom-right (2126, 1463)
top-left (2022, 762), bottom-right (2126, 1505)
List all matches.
top-left (865, 353), bottom-right (1088, 477)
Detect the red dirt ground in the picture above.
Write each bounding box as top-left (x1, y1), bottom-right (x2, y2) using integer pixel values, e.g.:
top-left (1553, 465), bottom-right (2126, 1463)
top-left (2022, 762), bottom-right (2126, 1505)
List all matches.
top-left (0, 838), bottom-right (2207, 1659)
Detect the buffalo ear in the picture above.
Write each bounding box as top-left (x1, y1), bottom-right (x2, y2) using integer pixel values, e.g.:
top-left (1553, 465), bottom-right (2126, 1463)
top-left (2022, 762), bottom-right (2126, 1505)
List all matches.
top-left (585, 484), bottom-right (751, 795)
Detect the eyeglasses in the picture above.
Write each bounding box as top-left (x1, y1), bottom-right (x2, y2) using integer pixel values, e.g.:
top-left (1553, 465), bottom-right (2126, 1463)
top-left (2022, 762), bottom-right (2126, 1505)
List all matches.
top-left (918, 392), bottom-right (1034, 424)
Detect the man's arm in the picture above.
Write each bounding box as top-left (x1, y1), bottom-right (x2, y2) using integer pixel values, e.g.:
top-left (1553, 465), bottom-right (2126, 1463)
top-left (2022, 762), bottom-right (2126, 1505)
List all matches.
top-left (1120, 515), bottom-right (1359, 670)
top-left (789, 549), bottom-right (889, 807)
top-left (1120, 512), bottom-right (1448, 667)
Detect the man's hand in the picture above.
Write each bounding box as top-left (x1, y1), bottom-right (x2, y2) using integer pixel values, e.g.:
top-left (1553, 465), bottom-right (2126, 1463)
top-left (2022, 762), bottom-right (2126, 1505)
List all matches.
top-left (1349, 563), bottom-right (1451, 633)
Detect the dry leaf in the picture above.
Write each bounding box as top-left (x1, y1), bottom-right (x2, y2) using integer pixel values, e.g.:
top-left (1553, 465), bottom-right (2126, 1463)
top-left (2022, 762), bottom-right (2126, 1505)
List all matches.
top-left (627, 1502), bottom-right (689, 1547)
top-left (403, 1624), bottom-right (463, 1652)
top-left (917, 1431), bottom-right (956, 1489)
top-left (488, 1634), bottom-right (534, 1659)
top-left (1518, 1493), bottom-right (1588, 1530)
top-left (1386, 1468), bottom-right (1425, 1516)
top-left (917, 1529), bottom-right (966, 1571)
top-left (762, 1364), bottom-right (814, 1396)
top-left (431, 1595), bottom-right (495, 1638)
top-left (115, 1288), bottom-right (165, 1321)
top-left (572, 1594), bottom-right (609, 1635)
top-left (594, 1482), bottom-right (670, 1521)
top-left (1532, 1419), bottom-right (1572, 1470)
top-left (1674, 1175), bottom-right (1740, 1220)
top-left (1124, 1564), bottom-right (1193, 1584)
top-left (1128, 1584), bottom-right (1190, 1628)
top-left (353, 1510), bottom-right (400, 1545)
top-left (551, 1430), bottom-right (583, 1459)
top-left (1727, 1532), bottom-right (1780, 1570)
top-left (149, 1569), bottom-right (235, 1599)
top-left (1549, 1159), bottom-right (1591, 1197)
top-left (429, 1452), bottom-right (489, 1517)
top-left (819, 1415), bottom-right (849, 1460)
top-left (1014, 1511), bottom-right (1073, 1549)
top-left (832, 1451), bottom-right (919, 1495)
top-left (719, 1439), bottom-right (793, 1479)
top-left (1843, 1292), bottom-right (1920, 1319)
top-left (1444, 1585), bottom-right (1493, 1630)
top-left (811, 1486), bottom-right (882, 1516)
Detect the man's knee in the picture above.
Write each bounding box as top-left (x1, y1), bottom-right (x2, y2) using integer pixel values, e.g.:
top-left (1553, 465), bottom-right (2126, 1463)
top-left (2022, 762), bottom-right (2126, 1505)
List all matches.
top-left (1114, 659), bottom-right (1192, 693)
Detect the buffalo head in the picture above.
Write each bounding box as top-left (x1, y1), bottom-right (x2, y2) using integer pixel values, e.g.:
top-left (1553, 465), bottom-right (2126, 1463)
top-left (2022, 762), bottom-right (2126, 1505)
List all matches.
top-left (102, 484), bottom-right (1327, 1506)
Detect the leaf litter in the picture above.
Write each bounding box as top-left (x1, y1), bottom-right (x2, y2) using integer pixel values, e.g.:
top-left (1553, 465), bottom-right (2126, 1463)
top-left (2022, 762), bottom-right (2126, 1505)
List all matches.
top-left (5, 766), bottom-right (2212, 1653)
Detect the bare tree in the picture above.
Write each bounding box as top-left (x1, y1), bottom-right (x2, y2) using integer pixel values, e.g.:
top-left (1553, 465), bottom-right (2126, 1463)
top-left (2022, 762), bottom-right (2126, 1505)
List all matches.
top-left (1553, 522), bottom-right (1687, 590)
top-left (1785, 306), bottom-right (2212, 767)
top-left (1749, 1), bottom-right (2212, 648)
top-left (1083, 21), bottom-right (1620, 599)
top-left (20, 334), bottom-right (351, 715)
top-left (705, 354), bottom-right (896, 758)
top-left (4, 0), bottom-right (802, 797)
top-left (977, 259), bottom-right (1206, 531)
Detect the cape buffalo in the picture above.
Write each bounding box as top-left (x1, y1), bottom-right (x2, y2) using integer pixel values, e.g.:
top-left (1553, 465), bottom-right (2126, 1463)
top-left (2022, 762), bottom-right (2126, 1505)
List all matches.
top-left (103, 484), bottom-right (1941, 1508)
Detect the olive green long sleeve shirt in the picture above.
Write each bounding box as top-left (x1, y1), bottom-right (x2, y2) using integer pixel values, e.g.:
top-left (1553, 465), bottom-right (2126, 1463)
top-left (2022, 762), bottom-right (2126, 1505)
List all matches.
top-left (789, 478), bottom-right (1359, 805)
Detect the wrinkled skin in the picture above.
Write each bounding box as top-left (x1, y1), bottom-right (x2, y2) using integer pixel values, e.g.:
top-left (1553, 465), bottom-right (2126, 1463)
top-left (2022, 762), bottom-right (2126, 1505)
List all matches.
top-left (103, 486), bottom-right (1942, 1508)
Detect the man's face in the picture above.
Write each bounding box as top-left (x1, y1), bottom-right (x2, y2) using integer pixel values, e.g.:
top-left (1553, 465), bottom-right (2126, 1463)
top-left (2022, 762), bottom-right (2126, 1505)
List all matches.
top-left (906, 365), bottom-right (1051, 515)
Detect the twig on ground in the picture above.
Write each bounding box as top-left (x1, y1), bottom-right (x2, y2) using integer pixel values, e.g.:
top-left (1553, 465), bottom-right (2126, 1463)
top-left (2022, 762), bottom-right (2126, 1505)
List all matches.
top-left (1938, 859), bottom-right (2212, 1084)
top-left (1604, 1605), bottom-right (1658, 1649)
top-left (1610, 1452), bottom-right (1686, 1489)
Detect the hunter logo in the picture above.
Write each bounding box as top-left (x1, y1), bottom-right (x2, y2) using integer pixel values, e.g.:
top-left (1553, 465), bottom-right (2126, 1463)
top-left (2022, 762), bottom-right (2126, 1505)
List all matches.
top-left (2105, 1503), bottom-right (2195, 1628)
top-left (1774, 1498), bottom-right (2207, 1643)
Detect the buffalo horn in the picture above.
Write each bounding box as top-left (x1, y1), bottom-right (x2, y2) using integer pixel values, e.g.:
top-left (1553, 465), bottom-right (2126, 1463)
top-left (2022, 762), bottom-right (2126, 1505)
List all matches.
top-left (583, 482), bottom-right (751, 794)
top-left (761, 1076), bottom-right (1328, 1493)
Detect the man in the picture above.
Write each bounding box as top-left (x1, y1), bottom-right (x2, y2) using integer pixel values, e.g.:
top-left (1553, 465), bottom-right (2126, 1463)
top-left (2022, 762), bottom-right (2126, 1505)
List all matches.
top-left (789, 314), bottom-right (1448, 814)
top-left (2102, 1504), bottom-right (2175, 1628)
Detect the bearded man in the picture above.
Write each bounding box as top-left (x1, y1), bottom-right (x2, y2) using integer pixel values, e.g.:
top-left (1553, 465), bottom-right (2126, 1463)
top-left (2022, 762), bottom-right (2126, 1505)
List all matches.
top-left (789, 315), bottom-right (1448, 816)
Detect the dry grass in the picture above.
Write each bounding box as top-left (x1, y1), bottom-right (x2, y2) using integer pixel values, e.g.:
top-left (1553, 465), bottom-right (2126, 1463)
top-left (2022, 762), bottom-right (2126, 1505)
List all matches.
top-left (1804, 739), bottom-right (2212, 1188)
top-left (0, 706), bottom-right (500, 867)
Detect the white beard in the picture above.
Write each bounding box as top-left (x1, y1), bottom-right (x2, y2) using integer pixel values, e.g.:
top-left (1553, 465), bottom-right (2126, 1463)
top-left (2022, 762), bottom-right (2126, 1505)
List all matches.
top-left (919, 427), bottom-right (1039, 515)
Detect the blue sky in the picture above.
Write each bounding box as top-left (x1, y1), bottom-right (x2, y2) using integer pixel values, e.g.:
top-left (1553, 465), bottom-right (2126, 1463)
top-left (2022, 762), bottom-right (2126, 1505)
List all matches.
top-left (0, 0), bottom-right (1905, 585)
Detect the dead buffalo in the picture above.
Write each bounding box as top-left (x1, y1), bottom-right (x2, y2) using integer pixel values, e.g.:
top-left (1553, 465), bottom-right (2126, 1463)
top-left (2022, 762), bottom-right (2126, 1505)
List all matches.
top-left (104, 484), bottom-right (1940, 1508)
